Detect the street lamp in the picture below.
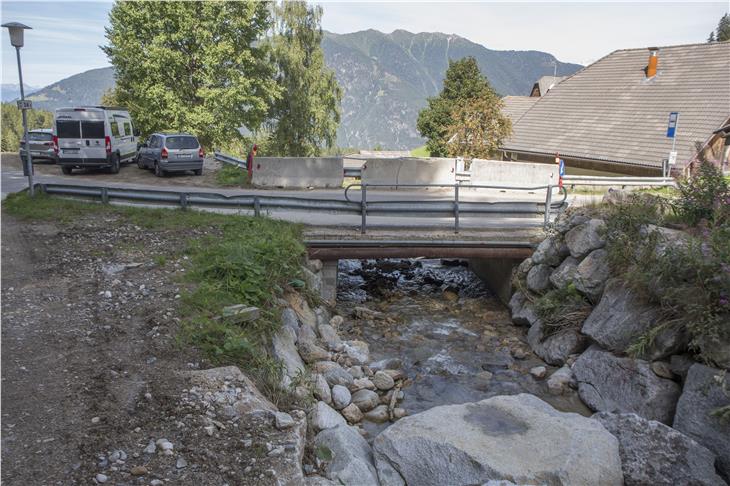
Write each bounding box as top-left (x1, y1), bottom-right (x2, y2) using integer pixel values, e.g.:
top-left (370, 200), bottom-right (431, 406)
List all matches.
top-left (2, 21), bottom-right (34, 196)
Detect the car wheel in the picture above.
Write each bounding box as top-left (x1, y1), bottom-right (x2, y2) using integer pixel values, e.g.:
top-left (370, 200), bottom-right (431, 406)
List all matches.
top-left (154, 161), bottom-right (164, 177)
top-left (136, 155), bottom-right (144, 169)
top-left (194, 168), bottom-right (203, 176)
top-left (61, 166), bottom-right (73, 175)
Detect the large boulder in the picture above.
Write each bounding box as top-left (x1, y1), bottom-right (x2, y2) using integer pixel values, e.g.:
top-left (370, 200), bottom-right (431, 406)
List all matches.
top-left (549, 256), bottom-right (579, 290)
top-left (565, 219), bottom-right (606, 259)
top-left (594, 412), bottom-right (725, 486)
top-left (313, 361), bottom-right (354, 388)
top-left (573, 346), bottom-right (681, 424)
top-left (310, 401), bottom-right (346, 433)
top-left (573, 248), bottom-right (610, 302)
top-left (639, 224), bottom-right (692, 257)
top-left (531, 235), bottom-right (567, 266)
top-left (372, 394), bottom-right (622, 486)
top-left (272, 326), bottom-right (306, 388)
top-left (526, 264), bottom-right (552, 293)
top-left (508, 291), bottom-right (538, 327)
top-left (695, 334), bottom-right (730, 371)
top-left (581, 279), bottom-right (685, 360)
top-left (314, 424), bottom-right (379, 486)
top-left (673, 363), bottom-right (730, 481)
top-left (527, 320), bottom-right (587, 366)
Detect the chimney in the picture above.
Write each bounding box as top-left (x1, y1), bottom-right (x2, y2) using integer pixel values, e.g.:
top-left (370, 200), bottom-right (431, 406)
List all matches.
top-left (646, 47), bottom-right (659, 78)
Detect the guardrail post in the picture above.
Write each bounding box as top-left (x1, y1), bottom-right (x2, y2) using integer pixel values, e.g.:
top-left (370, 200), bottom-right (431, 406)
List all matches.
top-left (37, 183), bottom-right (45, 195)
top-left (361, 184), bottom-right (367, 234)
top-left (100, 187), bottom-right (109, 204)
top-left (543, 185), bottom-right (553, 228)
top-left (454, 183), bottom-right (460, 234)
top-left (254, 196), bottom-right (261, 217)
top-left (180, 193), bottom-right (188, 210)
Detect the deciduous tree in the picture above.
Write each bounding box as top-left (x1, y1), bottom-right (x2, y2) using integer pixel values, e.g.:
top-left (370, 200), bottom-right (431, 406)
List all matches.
top-left (0, 103), bottom-right (53, 151)
top-left (445, 96), bottom-right (512, 159)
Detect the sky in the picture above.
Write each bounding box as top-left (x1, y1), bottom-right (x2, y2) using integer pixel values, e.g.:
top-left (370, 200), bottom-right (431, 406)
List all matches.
top-left (1, 0), bottom-right (727, 88)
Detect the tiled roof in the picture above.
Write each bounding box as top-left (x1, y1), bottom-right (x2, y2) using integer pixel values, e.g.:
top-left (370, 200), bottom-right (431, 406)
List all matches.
top-left (503, 42), bottom-right (730, 168)
top-left (532, 76), bottom-right (565, 96)
top-left (501, 96), bottom-right (539, 124)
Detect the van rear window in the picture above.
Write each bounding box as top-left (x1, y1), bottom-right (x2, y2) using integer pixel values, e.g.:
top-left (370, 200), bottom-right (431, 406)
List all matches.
top-left (81, 121), bottom-right (105, 139)
top-left (56, 120), bottom-right (80, 139)
top-left (28, 132), bottom-right (52, 141)
top-left (165, 136), bottom-right (199, 149)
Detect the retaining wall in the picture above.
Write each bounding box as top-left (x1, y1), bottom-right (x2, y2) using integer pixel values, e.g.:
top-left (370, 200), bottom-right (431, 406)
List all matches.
top-left (361, 157), bottom-right (456, 187)
top-left (252, 157), bottom-right (343, 188)
top-left (470, 159), bottom-right (556, 187)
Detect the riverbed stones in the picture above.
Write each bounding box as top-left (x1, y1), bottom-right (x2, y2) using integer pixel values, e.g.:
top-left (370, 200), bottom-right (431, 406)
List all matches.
top-left (593, 412), bottom-right (725, 486)
top-left (549, 256), bottom-right (579, 290)
top-left (314, 361), bottom-right (354, 388)
top-left (317, 323), bottom-right (343, 351)
top-left (508, 291), bottom-right (538, 327)
top-left (314, 425), bottom-right (379, 486)
top-left (526, 264), bottom-right (552, 293)
top-left (547, 365), bottom-right (575, 395)
top-left (527, 320), bottom-right (587, 366)
top-left (673, 363), bottom-right (730, 481)
top-left (573, 248), bottom-right (610, 302)
top-left (529, 366), bottom-right (547, 379)
top-left (342, 340), bottom-right (369, 365)
top-left (564, 219), bottom-right (606, 259)
top-left (368, 358), bottom-right (402, 372)
top-left (341, 403), bottom-right (363, 423)
top-left (272, 327), bottom-right (306, 388)
top-left (331, 385), bottom-right (351, 410)
top-left (281, 307), bottom-right (300, 333)
top-left (372, 393), bottom-right (622, 486)
top-left (351, 389), bottom-right (380, 412)
top-left (349, 377), bottom-right (376, 392)
top-left (297, 340), bottom-right (331, 364)
top-left (313, 374), bottom-right (332, 405)
top-left (372, 371), bottom-right (395, 391)
top-left (310, 401), bottom-right (346, 433)
top-left (364, 404), bottom-right (390, 423)
top-left (531, 235), bottom-right (566, 266)
top-left (573, 346), bottom-right (680, 424)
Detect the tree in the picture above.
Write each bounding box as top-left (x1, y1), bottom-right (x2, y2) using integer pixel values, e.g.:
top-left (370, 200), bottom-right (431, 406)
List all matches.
top-left (717, 13), bottom-right (730, 42)
top-left (266, 1), bottom-right (341, 156)
top-left (416, 57), bottom-right (502, 157)
top-left (708, 31), bottom-right (716, 43)
top-left (102, 1), bottom-right (279, 149)
top-left (0, 103), bottom-right (53, 151)
top-left (445, 96), bottom-right (512, 159)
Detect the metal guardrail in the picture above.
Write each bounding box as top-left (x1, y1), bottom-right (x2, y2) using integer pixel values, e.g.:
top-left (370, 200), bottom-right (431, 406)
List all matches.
top-left (34, 181), bottom-right (567, 234)
top-left (561, 175), bottom-right (676, 188)
top-left (214, 151), bottom-right (246, 168)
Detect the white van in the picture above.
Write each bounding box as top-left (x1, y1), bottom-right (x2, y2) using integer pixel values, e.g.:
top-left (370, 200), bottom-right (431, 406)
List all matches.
top-left (54, 106), bottom-right (139, 175)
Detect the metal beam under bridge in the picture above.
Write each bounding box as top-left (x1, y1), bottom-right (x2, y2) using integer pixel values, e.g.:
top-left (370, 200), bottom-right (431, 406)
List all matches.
top-left (305, 239), bottom-right (535, 260)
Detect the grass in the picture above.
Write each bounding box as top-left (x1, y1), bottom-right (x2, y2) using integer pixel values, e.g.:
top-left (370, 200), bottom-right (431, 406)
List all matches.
top-left (410, 145), bottom-right (430, 157)
top-left (533, 284), bottom-right (593, 337)
top-left (216, 163), bottom-right (250, 187)
top-left (4, 191), bottom-right (308, 405)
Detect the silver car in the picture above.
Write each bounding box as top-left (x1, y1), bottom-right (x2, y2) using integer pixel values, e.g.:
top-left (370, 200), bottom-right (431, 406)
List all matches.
top-left (19, 128), bottom-right (58, 164)
top-left (135, 133), bottom-right (204, 177)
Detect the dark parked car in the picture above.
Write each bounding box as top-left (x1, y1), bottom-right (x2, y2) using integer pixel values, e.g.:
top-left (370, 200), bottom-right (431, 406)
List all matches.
top-left (135, 133), bottom-right (204, 177)
top-left (19, 128), bottom-right (57, 163)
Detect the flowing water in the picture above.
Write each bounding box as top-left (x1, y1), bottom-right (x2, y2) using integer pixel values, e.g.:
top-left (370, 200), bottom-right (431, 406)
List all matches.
top-left (335, 258), bottom-right (590, 436)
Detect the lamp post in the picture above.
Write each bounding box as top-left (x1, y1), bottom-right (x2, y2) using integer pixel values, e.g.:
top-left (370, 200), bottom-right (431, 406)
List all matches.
top-left (2, 22), bottom-right (34, 196)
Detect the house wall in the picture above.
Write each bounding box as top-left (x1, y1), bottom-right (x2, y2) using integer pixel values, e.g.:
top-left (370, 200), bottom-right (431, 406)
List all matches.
top-left (502, 151), bottom-right (663, 177)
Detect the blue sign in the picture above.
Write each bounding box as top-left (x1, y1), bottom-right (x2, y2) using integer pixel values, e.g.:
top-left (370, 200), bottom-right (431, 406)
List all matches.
top-left (666, 112), bottom-right (679, 138)
top-left (559, 159), bottom-right (565, 177)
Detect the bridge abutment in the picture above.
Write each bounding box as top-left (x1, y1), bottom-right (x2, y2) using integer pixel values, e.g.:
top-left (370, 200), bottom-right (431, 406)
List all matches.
top-left (320, 260), bottom-right (339, 305)
top-left (469, 258), bottom-right (521, 306)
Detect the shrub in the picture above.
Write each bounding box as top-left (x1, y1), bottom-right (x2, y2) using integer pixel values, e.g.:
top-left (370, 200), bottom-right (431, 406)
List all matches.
top-left (675, 161), bottom-right (729, 226)
top-left (533, 283), bottom-right (592, 337)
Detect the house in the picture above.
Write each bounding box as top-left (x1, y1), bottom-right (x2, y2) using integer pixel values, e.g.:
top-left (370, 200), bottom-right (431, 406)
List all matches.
top-left (529, 75), bottom-right (566, 97)
top-left (501, 96), bottom-right (538, 124)
top-left (501, 42), bottom-right (730, 176)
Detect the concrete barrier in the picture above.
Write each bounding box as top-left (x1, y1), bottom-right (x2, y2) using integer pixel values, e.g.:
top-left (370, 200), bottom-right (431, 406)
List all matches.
top-left (470, 159), bottom-right (556, 187)
top-left (252, 157), bottom-right (343, 188)
top-left (361, 157), bottom-right (456, 187)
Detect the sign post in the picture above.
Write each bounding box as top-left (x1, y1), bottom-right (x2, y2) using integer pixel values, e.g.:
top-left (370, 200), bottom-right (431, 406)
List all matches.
top-left (665, 112), bottom-right (679, 177)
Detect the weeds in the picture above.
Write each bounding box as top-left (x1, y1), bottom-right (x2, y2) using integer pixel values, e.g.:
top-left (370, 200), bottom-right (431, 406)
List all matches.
top-left (216, 164), bottom-right (250, 187)
top-left (533, 283), bottom-right (592, 337)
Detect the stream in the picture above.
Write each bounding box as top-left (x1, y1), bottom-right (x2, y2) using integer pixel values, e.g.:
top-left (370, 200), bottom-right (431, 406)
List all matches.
top-left (335, 258), bottom-right (590, 436)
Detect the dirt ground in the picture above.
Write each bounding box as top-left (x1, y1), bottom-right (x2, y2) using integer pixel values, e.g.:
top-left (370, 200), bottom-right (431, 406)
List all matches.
top-left (0, 212), bottom-right (303, 485)
top-left (1, 152), bottom-right (231, 188)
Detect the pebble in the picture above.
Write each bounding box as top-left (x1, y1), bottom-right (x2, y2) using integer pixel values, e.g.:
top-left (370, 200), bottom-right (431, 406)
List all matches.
top-left (204, 425), bottom-right (216, 436)
top-left (331, 384), bottom-right (352, 410)
top-left (130, 465), bottom-right (147, 476)
top-left (143, 440), bottom-right (156, 454)
top-left (268, 446), bottom-right (285, 457)
top-left (651, 361), bottom-right (674, 379)
top-left (530, 366), bottom-right (547, 379)
top-left (150, 481), bottom-right (163, 486)
top-left (372, 371), bottom-right (395, 391)
top-left (274, 411), bottom-right (295, 430)
top-left (91, 416), bottom-right (101, 424)
top-left (103, 291), bottom-right (112, 299)
top-left (176, 456), bottom-right (188, 469)
top-left (95, 473), bottom-right (108, 483)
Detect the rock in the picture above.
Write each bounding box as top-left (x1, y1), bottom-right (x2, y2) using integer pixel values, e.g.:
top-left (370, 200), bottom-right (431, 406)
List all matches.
top-left (529, 366), bottom-right (547, 379)
top-left (392, 408), bottom-right (407, 419)
top-left (310, 401), bottom-right (346, 433)
top-left (531, 235), bottom-right (567, 266)
top-left (581, 279), bottom-right (685, 360)
top-left (143, 440), bottom-right (156, 454)
top-left (383, 369), bottom-right (406, 381)
top-left (650, 361), bottom-right (674, 379)
top-left (341, 403), bottom-right (364, 423)
top-left (594, 412), bottom-right (725, 486)
top-left (514, 257), bottom-right (533, 281)
top-left (695, 334), bottom-right (730, 370)
top-left (314, 425), bottom-right (379, 486)
top-left (297, 322), bottom-right (318, 344)
top-left (368, 358), bottom-right (402, 372)
top-left (281, 307), bottom-right (300, 332)
top-left (274, 411), bottom-right (296, 430)
top-left (329, 315), bottom-right (343, 328)
top-left (554, 209), bottom-right (590, 233)
top-left (317, 324), bottom-right (343, 351)
top-left (297, 340), bottom-right (331, 364)
top-left (348, 366), bottom-right (364, 379)
top-left (285, 291), bottom-right (317, 327)
top-left (331, 385), bottom-right (351, 410)
top-left (573, 248), bottom-right (610, 301)
top-left (349, 377), bottom-right (376, 392)
top-left (549, 256), bottom-right (579, 290)
top-left (669, 354), bottom-right (695, 378)
top-left (565, 219), bottom-right (606, 259)
top-left (372, 393), bottom-right (622, 486)
top-left (573, 346), bottom-right (681, 424)
top-left (342, 340), bottom-right (369, 365)
top-left (306, 258), bottom-right (323, 273)
top-left (639, 224), bottom-right (692, 257)
top-left (176, 456), bottom-right (188, 469)
top-left (508, 291), bottom-right (538, 327)
top-left (351, 389), bottom-right (380, 412)
top-left (527, 320), bottom-right (587, 366)
top-left (95, 473), bottom-right (108, 483)
top-left (526, 264), bottom-right (552, 293)
top-left (353, 306), bottom-right (383, 320)
top-left (315, 361), bottom-right (354, 388)
top-left (130, 465), bottom-right (147, 476)
top-left (272, 327), bottom-right (306, 388)
top-left (301, 266), bottom-right (322, 293)
top-left (673, 363), bottom-right (730, 481)
top-left (222, 304), bottom-right (260, 323)
top-left (547, 365), bottom-right (576, 395)
top-left (372, 371), bottom-right (395, 391)
top-left (364, 404), bottom-right (390, 423)
top-left (313, 374), bottom-right (332, 404)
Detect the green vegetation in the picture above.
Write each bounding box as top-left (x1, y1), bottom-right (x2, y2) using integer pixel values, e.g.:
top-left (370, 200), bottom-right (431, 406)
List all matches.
top-left (216, 164), bottom-right (250, 187)
top-left (410, 145), bottom-right (430, 157)
top-left (4, 192), bottom-right (307, 403)
top-left (708, 13), bottom-right (730, 42)
top-left (416, 57), bottom-right (511, 158)
top-left (533, 283), bottom-right (592, 336)
top-left (0, 103), bottom-right (54, 151)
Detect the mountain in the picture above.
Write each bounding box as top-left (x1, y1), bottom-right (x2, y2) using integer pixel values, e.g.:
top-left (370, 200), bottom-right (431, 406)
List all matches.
top-left (25, 67), bottom-right (115, 111)
top-left (21, 30), bottom-right (582, 149)
top-left (1, 84), bottom-right (41, 103)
